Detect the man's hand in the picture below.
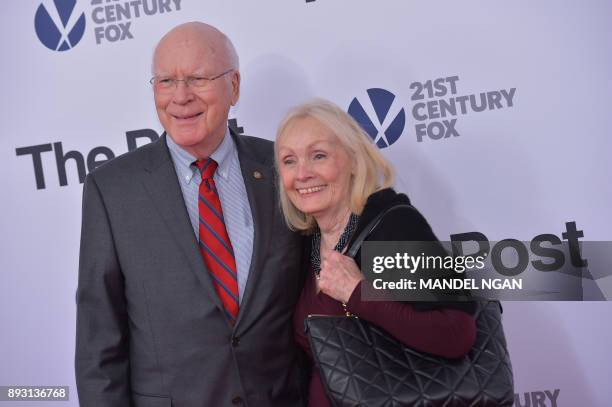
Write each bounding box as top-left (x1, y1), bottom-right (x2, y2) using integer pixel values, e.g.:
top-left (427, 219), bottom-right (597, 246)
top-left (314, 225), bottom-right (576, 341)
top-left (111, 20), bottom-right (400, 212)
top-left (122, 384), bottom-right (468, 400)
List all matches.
top-left (319, 251), bottom-right (364, 303)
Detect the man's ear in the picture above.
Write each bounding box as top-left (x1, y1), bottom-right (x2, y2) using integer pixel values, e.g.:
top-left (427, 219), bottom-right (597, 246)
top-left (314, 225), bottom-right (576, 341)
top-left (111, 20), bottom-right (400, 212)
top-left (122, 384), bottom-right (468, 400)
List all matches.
top-left (231, 70), bottom-right (241, 105)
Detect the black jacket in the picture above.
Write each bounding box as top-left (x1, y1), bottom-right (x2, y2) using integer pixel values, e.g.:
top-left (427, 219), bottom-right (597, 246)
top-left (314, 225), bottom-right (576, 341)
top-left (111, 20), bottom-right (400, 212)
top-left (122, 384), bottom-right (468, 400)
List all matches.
top-left (347, 188), bottom-right (476, 314)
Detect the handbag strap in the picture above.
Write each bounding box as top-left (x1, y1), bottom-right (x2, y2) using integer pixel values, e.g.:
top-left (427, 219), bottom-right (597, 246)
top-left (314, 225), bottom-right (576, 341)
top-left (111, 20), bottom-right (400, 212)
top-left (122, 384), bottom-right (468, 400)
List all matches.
top-left (346, 203), bottom-right (414, 259)
top-left (345, 203), bottom-right (502, 313)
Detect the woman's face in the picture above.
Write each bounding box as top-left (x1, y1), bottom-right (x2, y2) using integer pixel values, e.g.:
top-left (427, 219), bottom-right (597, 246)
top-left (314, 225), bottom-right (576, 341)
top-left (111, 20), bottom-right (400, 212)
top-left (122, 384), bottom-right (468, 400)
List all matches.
top-left (277, 117), bottom-right (353, 222)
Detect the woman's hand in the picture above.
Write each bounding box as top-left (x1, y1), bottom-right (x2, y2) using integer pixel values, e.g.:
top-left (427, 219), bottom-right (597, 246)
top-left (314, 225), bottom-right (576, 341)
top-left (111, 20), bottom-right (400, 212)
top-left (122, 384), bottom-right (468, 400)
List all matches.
top-left (319, 251), bottom-right (365, 303)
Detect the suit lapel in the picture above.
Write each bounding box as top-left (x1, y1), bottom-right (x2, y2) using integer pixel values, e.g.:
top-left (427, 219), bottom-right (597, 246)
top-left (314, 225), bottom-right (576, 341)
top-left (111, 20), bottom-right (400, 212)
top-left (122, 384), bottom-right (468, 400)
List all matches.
top-left (231, 132), bottom-right (275, 327)
top-left (140, 135), bottom-right (224, 313)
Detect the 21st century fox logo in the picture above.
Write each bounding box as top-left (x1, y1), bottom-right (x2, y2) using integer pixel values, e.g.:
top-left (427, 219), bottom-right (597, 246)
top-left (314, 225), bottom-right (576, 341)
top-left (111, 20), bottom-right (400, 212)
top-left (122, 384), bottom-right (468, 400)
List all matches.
top-left (34, 0), bottom-right (183, 51)
top-left (348, 76), bottom-right (516, 147)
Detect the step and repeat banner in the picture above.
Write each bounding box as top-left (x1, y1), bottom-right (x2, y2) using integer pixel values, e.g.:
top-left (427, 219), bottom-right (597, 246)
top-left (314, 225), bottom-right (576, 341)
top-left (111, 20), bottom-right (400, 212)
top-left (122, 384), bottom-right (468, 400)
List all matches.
top-left (2, 1), bottom-right (611, 406)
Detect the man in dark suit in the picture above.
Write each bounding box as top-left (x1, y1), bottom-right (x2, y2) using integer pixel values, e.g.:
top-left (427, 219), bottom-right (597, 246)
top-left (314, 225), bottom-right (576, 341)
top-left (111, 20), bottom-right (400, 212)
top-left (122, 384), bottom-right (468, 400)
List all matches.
top-left (75, 22), bottom-right (305, 407)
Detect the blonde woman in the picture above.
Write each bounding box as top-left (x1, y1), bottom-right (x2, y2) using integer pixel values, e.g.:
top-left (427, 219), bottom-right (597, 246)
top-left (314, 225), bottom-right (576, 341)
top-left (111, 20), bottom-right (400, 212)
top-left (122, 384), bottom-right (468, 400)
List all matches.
top-left (275, 99), bottom-right (477, 406)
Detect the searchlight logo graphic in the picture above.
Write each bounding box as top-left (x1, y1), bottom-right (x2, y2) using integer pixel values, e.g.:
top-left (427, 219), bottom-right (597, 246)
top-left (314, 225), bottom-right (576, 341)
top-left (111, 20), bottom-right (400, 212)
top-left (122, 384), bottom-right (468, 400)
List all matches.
top-left (34, 0), bottom-right (184, 51)
top-left (348, 88), bottom-right (406, 149)
top-left (35, 0), bottom-right (86, 51)
top-left (349, 77), bottom-right (516, 148)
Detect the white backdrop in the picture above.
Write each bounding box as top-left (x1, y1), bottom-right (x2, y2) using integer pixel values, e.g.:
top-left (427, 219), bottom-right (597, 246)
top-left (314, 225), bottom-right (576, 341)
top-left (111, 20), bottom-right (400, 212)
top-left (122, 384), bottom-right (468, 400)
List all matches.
top-left (2, 1), bottom-right (611, 406)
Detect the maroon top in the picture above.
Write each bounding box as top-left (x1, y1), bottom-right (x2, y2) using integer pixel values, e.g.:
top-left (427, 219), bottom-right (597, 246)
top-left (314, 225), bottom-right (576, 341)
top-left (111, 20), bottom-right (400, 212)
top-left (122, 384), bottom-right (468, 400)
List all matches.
top-left (293, 267), bottom-right (477, 407)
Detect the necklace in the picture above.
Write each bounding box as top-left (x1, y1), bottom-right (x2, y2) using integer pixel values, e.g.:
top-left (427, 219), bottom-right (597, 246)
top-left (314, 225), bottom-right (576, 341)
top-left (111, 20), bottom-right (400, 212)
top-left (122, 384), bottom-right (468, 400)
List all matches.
top-left (311, 213), bottom-right (360, 279)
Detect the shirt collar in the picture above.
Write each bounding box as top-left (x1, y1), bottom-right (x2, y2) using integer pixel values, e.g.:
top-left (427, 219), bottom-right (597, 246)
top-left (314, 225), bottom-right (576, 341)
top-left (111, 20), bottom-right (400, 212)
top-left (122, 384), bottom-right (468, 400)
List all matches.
top-left (166, 128), bottom-right (235, 184)
top-left (209, 128), bottom-right (234, 180)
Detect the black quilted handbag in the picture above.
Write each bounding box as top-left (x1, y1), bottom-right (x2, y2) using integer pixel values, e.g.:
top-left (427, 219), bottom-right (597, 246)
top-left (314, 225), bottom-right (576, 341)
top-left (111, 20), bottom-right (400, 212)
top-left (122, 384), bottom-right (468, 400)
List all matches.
top-left (305, 205), bottom-right (515, 407)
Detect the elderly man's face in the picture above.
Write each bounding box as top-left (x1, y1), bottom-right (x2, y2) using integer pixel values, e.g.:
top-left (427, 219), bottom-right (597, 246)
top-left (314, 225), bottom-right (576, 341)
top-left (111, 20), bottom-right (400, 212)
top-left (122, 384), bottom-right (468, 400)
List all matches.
top-left (153, 30), bottom-right (239, 158)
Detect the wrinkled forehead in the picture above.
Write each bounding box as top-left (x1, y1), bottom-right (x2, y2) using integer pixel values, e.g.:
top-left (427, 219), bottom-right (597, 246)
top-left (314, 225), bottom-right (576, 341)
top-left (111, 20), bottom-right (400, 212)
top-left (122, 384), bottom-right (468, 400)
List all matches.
top-left (153, 33), bottom-right (227, 75)
top-left (279, 117), bottom-right (342, 150)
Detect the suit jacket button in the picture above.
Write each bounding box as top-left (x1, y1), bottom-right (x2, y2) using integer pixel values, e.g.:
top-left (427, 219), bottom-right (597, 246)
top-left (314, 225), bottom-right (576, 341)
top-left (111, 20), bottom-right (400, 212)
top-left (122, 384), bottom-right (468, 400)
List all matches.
top-left (231, 336), bottom-right (240, 347)
top-left (231, 396), bottom-right (243, 404)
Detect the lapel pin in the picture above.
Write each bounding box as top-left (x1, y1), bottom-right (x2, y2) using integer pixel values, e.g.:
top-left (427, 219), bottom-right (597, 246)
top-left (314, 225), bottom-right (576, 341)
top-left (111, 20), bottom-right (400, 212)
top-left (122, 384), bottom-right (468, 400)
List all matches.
top-left (253, 170), bottom-right (263, 179)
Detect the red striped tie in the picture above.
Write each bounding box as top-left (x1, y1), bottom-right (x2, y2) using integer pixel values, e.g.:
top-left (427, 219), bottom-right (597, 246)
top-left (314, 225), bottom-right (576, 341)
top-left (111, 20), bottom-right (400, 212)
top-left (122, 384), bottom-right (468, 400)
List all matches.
top-left (195, 158), bottom-right (239, 322)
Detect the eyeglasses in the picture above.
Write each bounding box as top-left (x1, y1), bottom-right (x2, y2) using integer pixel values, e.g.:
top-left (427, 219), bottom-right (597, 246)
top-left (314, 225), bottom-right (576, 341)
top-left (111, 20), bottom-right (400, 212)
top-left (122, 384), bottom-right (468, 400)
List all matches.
top-left (149, 69), bottom-right (234, 93)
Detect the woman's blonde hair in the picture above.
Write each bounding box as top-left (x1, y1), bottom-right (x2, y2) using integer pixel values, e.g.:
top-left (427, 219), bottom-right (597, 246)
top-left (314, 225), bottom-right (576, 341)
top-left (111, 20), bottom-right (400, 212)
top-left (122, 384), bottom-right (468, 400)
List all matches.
top-left (275, 99), bottom-right (395, 232)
